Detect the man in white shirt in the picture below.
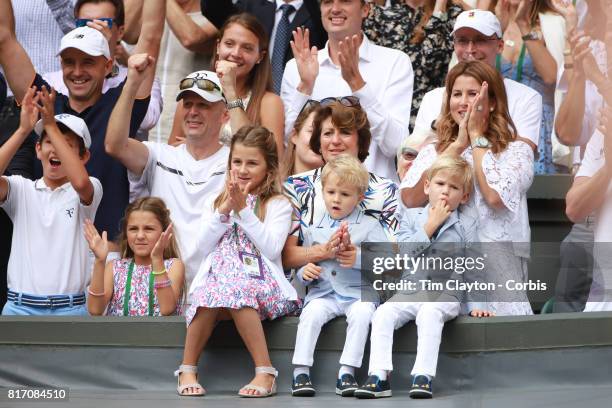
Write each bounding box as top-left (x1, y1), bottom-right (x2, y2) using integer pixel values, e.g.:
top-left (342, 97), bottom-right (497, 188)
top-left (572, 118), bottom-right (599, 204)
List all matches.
top-left (105, 57), bottom-right (229, 291)
top-left (566, 106), bottom-right (612, 311)
top-left (280, 0), bottom-right (414, 181)
top-left (413, 10), bottom-right (542, 154)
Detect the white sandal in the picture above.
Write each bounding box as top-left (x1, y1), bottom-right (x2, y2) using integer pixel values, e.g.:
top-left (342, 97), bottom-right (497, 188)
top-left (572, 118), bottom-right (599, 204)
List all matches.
top-left (238, 366), bottom-right (278, 398)
top-left (174, 364), bottom-right (206, 397)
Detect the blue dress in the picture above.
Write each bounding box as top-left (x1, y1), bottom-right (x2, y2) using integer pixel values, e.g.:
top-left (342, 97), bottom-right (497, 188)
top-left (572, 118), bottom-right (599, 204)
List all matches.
top-left (500, 52), bottom-right (565, 174)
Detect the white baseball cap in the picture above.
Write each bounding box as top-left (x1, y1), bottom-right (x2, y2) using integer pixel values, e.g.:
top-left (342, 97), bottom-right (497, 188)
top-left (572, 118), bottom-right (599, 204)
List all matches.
top-left (176, 71), bottom-right (225, 103)
top-left (451, 10), bottom-right (502, 38)
top-left (35, 113), bottom-right (92, 149)
top-left (57, 26), bottom-right (111, 60)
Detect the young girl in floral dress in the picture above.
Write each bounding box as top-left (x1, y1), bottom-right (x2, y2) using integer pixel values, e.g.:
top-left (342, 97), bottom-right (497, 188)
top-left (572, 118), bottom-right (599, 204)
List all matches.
top-left (85, 197), bottom-right (185, 317)
top-left (175, 126), bottom-right (300, 398)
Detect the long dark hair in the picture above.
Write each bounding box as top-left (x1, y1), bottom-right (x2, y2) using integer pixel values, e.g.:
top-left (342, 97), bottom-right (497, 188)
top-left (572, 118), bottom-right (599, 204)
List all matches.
top-left (213, 13), bottom-right (272, 125)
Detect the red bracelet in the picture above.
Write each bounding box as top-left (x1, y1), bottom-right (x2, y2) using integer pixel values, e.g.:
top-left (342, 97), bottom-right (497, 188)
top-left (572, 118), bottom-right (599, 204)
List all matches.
top-left (154, 279), bottom-right (172, 289)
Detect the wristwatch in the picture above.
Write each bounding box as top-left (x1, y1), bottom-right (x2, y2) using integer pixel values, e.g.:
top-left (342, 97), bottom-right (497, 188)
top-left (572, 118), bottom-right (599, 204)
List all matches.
top-left (521, 31), bottom-right (541, 42)
top-left (226, 98), bottom-right (245, 110)
top-left (471, 136), bottom-right (491, 149)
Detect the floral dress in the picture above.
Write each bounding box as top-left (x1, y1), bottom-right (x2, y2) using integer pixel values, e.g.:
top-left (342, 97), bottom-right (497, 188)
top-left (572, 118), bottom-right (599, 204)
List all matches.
top-left (363, 1), bottom-right (462, 130)
top-left (106, 258), bottom-right (182, 316)
top-left (186, 195), bottom-right (301, 326)
top-left (284, 166), bottom-right (399, 242)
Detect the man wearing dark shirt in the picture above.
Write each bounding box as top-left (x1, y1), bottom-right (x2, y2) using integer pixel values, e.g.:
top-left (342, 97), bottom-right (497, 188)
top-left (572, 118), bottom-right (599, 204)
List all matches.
top-left (0, 0), bottom-right (165, 246)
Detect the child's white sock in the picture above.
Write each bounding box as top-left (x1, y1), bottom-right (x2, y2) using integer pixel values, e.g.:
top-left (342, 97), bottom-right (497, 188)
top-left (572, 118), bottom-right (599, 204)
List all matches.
top-left (293, 366), bottom-right (310, 379)
top-left (338, 365), bottom-right (355, 378)
top-left (371, 370), bottom-right (388, 381)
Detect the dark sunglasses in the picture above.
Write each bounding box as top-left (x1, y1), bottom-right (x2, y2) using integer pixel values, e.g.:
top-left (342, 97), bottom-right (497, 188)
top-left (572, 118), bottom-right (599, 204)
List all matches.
top-left (400, 147), bottom-right (419, 160)
top-left (75, 18), bottom-right (114, 28)
top-left (299, 96), bottom-right (361, 116)
top-left (179, 78), bottom-right (222, 93)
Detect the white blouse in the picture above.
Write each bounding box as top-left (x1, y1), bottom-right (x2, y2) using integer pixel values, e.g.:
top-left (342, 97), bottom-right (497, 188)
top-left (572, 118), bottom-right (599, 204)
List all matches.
top-left (401, 141), bottom-right (534, 257)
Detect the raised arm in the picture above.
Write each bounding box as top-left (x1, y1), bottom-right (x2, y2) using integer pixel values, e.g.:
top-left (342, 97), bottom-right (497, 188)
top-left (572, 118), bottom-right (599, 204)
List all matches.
top-left (166, 0), bottom-right (217, 54)
top-left (0, 0), bottom-right (36, 103)
top-left (104, 54), bottom-right (152, 176)
top-left (0, 87), bottom-right (39, 201)
top-left (131, 0), bottom-right (165, 99)
top-left (39, 88), bottom-right (94, 204)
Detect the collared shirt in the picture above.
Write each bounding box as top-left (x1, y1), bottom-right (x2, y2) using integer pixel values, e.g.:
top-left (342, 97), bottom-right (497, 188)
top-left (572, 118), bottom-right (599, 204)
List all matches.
top-left (269, 0), bottom-right (304, 56)
top-left (414, 78), bottom-right (542, 147)
top-left (281, 35), bottom-right (414, 181)
top-left (32, 74), bottom-right (150, 240)
top-left (0, 175), bottom-right (102, 295)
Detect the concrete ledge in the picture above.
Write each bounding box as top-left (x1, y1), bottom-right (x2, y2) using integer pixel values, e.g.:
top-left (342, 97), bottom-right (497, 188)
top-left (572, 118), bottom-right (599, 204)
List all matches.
top-left (2, 312), bottom-right (612, 352)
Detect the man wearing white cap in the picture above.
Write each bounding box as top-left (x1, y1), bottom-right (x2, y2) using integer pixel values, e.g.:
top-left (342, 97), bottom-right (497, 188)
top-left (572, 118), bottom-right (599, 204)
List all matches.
top-left (0, 0), bottom-right (164, 246)
top-left (405, 9), bottom-right (543, 207)
top-left (105, 59), bottom-right (229, 297)
top-left (0, 86), bottom-right (102, 315)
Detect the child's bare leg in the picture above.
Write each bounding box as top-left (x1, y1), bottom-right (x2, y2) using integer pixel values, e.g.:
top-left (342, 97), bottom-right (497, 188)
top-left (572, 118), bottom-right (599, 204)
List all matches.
top-left (179, 307), bottom-right (220, 393)
top-left (229, 307), bottom-right (274, 395)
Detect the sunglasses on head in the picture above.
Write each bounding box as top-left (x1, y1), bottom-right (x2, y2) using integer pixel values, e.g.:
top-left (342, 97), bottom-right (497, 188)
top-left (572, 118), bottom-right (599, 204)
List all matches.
top-left (179, 77), bottom-right (222, 93)
top-left (298, 96), bottom-right (361, 115)
top-left (75, 18), bottom-right (114, 28)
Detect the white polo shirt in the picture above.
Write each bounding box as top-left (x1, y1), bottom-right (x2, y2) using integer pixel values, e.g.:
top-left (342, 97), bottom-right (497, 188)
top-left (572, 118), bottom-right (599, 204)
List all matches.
top-left (413, 78), bottom-right (542, 147)
top-left (128, 142), bottom-right (229, 287)
top-left (575, 130), bottom-right (612, 242)
top-left (281, 35), bottom-right (414, 181)
top-left (1, 176), bottom-right (103, 295)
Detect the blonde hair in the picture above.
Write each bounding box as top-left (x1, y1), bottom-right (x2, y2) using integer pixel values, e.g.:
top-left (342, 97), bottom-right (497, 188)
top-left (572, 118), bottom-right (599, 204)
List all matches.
top-left (321, 154), bottom-right (369, 195)
top-left (436, 61), bottom-right (517, 154)
top-left (426, 155), bottom-right (474, 194)
top-left (214, 125), bottom-right (282, 221)
top-left (118, 197), bottom-right (181, 260)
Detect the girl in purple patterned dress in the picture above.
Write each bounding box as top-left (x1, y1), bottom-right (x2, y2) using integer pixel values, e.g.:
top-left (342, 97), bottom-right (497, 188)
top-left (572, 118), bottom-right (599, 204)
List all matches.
top-left (85, 197), bottom-right (185, 316)
top-left (176, 126), bottom-right (300, 398)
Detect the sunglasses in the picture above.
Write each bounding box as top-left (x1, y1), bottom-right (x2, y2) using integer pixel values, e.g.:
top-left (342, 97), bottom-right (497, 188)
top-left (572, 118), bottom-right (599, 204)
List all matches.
top-left (299, 96), bottom-right (361, 115)
top-left (400, 147), bottom-right (419, 160)
top-left (179, 78), bottom-right (222, 93)
top-left (75, 18), bottom-right (114, 28)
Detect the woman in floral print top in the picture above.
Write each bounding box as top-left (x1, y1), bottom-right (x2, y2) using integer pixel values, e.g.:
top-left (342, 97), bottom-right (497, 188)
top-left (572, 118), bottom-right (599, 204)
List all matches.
top-left (363, 0), bottom-right (464, 131)
top-left (282, 100), bottom-right (399, 271)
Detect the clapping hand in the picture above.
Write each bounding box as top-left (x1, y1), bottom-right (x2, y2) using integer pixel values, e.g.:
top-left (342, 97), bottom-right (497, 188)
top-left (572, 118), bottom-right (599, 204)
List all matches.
top-left (337, 34), bottom-right (365, 92)
top-left (17, 86), bottom-right (40, 134)
top-left (228, 169), bottom-right (252, 214)
top-left (37, 86), bottom-right (57, 128)
top-left (336, 221), bottom-right (356, 267)
top-left (290, 27), bottom-right (319, 94)
top-left (151, 223), bottom-right (174, 264)
top-left (467, 81), bottom-right (491, 145)
top-left (84, 219), bottom-right (109, 262)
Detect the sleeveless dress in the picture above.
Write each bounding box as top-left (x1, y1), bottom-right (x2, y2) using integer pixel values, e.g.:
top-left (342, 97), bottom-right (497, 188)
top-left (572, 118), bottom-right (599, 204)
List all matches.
top-left (106, 258), bottom-right (182, 316)
top-left (186, 195), bottom-right (301, 326)
top-left (500, 53), bottom-right (565, 174)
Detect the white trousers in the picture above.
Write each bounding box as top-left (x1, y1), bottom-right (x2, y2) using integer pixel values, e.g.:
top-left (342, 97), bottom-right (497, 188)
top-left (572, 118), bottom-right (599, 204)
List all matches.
top-left (368, 301), bottom-right (460, 377)
top-left (292, 294), bottom-right (377, 367)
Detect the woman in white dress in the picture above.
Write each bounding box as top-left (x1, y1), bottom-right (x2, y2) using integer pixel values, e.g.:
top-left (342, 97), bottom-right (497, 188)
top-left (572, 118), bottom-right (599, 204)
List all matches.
top-left (401, 60), bottom-right (534, 316)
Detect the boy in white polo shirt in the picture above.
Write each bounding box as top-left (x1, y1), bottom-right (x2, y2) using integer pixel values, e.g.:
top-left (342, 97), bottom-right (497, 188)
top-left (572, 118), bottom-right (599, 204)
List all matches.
top-left (0, 86), bottom-right (102, 315)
